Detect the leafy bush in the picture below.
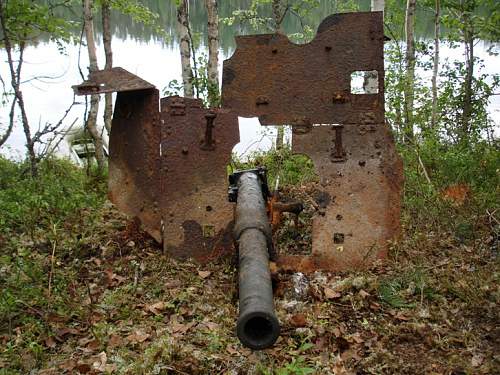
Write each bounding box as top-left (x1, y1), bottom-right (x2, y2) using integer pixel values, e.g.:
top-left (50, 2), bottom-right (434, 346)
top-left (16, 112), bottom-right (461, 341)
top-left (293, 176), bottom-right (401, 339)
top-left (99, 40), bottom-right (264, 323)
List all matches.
top-left (230, 146), bottom-right (318, 188)
top-left (0, 157), bottom-right (106, 237)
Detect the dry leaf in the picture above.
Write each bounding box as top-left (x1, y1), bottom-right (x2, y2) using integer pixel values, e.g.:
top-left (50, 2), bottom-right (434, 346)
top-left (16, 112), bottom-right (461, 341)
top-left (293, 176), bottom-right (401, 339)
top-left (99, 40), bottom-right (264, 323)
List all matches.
top-left (171, 321), bottom-right (196, 334)
top-left (92, 352), bottom-right (107, 372)
top-left (198, 270), bottom-right (211, 279)
top-left (45, 336), bottom-right (56, 348)
top-left (471, 353), bottom-right (484, 367)
top-left (147, 301), bottom-right (167, 315)
top-left (85, 339), bottom-right (101, 352)
top-left (226, 344), bottom-right (238, 355)
top-left (290, 313), bottom-right (307, 327)
top-left (126, 330), bottom-right (151, 344)
top-left (324, 287), bottom-right (341, 299)
top-left (108, 334), bottom-right (123, 349)
top-left (358, 289), bottom-right (370, 298)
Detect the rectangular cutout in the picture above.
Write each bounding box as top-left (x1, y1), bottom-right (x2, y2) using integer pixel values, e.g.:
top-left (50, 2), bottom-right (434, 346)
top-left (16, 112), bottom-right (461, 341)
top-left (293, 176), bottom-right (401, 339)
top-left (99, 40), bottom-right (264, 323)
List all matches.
top-left (351, 70), bottom-right (379, 94)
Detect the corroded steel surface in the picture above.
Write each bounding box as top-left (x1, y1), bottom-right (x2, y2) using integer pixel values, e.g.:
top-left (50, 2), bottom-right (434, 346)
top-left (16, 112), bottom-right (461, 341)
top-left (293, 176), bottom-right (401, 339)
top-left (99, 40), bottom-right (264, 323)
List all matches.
top-left (72, 67), bottom-right (155, 95)
top-left (73, 11), bottom-right (403, 270)
top-left (73, 68), bottom-right (161, 242)
top-left (108, 89), bottom-right (162, 242)
top-left (160, 97), bottom-right (239, 260)
top-left (222, 12), bottom-right (385, 126)
top-left (221, 11), bottom-right (403, 271)
top-left (74, 70), bottom-right (240, 260)
top-left (278, 124), bottom-right (403, 272)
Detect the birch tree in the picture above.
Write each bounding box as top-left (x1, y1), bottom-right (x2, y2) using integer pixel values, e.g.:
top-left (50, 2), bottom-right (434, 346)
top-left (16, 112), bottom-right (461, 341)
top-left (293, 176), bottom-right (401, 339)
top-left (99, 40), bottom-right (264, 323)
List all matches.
top-left (403, 0), bottom-right (416, 142)
top-left (0, 0), bottom-right (73, 176)
top-left (205, 0), bottom-right (219, 107)
top-left (83, 0), bottom-right (106, 173)
top-left (101, 0), bottom-right (113, 134)
top-left (429, 0), bottom-right (440, 130)
top-left (177, 0), bottom-right (194, 98)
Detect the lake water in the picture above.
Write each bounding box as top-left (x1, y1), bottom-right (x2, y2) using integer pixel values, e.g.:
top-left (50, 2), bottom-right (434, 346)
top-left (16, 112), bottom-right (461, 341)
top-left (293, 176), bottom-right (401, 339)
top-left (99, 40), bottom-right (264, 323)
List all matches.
top-left (0, 1), bottom-right (498, 160)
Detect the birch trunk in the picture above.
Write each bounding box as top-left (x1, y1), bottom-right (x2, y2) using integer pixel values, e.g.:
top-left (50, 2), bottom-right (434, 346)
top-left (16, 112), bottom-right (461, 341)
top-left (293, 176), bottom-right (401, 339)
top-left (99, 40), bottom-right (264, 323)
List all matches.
top-left (83, 0), bottom-right (105, 173)
top-left (403, 0), bottom-right (416, 143)
top-left (205, 0), bottom-right (219, 107)
top-left (430, 0), bottom-right (440, 130)
top-left (364, 1), bottom-right (384, 94)
top-left (273, 0), bottom-right (284, 149)
top-left (462, 21), bottom-right (474, 142)
top-left (102, 0), bottom-right (113, 134)
top-left (177, 0), bottom-right (194, 98)
top-left (371, 0), bottom-right (384, 12)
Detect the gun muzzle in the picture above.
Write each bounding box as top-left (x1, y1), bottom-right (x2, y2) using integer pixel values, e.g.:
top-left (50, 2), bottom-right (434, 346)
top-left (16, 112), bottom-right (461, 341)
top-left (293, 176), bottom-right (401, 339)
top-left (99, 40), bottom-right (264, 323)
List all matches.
top-left (232, 171), bottom-right (280, 350)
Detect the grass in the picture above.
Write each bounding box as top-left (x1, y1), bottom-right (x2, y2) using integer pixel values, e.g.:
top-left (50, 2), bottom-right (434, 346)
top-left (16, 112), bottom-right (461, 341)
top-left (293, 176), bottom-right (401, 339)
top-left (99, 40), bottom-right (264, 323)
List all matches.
top-left (0, 144), bottom-right (498, 374)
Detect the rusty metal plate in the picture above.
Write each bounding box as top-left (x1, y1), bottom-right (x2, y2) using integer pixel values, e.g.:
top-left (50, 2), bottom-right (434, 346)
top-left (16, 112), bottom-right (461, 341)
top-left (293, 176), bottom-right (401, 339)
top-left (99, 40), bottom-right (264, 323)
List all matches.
top-left (222, 12), bottom-right (385, 125)
top-left (277, 124), bottom-right (403, 272)
top-left (108, 88), bottom-right (162, 241)
top-left (73, 69), bottom-right (162, 242)
top-left (160, 97), bottom-right (239, 261)
top-left (221, 11), bottom-right (403, 271)
top-left (72, 67), bottom-right (155, 95)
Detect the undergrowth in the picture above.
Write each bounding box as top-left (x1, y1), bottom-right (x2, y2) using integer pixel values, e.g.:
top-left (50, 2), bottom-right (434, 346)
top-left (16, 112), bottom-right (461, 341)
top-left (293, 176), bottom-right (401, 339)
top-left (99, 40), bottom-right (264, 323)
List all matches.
top-left (0, 139), bottom-right (498, 374)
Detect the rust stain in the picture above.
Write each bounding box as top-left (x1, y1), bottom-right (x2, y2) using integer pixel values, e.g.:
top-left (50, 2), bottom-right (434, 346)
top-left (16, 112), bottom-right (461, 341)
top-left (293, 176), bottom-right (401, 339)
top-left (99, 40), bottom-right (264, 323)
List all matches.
top-left (222, 12), bottom-right (385, 125)
top-left (160, 97), bottom-right (239, 260)
top-left (72, 11), bottom-right (403, 271)
top-left (221, 11), bottom-right (403, 272)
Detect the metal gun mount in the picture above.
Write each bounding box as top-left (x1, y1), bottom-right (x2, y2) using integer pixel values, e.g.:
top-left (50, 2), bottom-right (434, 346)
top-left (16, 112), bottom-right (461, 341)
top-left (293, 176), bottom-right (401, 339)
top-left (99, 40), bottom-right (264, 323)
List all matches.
top-left (73, 11), bottom-right (403, 349)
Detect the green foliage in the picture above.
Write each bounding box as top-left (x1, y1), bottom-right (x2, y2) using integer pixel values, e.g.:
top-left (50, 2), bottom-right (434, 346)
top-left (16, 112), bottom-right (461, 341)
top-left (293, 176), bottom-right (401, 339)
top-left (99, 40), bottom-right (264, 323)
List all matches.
top-left (437, 57), bottom-right (499, 143)
top-left (164, 53), bottom-right (220, 108)
top-left (379, 268), bottom-right (435, 308)
top-left (0, 0), bottom-right (75, 47)
top-left (106, 0), bottom-right (168, 40)
top-left (231, 145), bottom-right (318, 188)
top-left (0, 157), bottom-right (105, 237)
top-left (221, 0), bottom-right (345, 43)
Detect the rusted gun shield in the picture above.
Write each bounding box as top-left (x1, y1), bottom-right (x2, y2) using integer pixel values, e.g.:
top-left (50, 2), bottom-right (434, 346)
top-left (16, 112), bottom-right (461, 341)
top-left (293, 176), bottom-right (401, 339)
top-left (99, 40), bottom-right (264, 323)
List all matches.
top-left (73, 69), bottom-right (239, 261)
top-left (73, 68), bottom-right (162, 241)
top-left (160, 97), bottom-right (239, 260)
top-left (222, 11), bottom-right (403, 271)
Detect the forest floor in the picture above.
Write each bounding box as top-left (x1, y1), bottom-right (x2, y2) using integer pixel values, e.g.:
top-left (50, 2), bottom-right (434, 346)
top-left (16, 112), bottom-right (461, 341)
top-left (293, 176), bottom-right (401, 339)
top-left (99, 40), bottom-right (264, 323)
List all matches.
top-left (1, 183), bottom-right (499, 375)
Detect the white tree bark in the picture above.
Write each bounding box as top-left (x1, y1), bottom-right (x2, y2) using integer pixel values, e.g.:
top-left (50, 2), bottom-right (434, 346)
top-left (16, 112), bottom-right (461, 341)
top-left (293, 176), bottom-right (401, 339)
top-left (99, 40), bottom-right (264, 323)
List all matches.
top-left (177, 0), bottom-right (194, 98)
top-left (430, 0), bottom-right (440, 130)
top-left (363, 1), bottom-right (384, 95)
top-left (404, 0), bottom-right (416, 142)
top-left (83, 0), bottom-right (105, 173)
top-left (205, 0), bottom-right (219, 107)
top-left (102, 0), bottom-right (113, 134)
top-left (371, 0), bottom-right (384, 13)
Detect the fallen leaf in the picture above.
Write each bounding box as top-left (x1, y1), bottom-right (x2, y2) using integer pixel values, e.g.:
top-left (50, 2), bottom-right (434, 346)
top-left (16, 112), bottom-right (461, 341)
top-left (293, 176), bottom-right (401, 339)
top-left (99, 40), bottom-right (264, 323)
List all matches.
top-left (59, 359), bottom-right (77, 372)
top-left (290, 313), bottom-right (307, 327)
top-left (92, 352), bottom-right (107, 372)
top-left (85, 339), bottom-right (101, 352)
top-left (358, 289), bottom-right (370, 298)
top-left (269, 262), bottom-right (278, 274)
top-left (45, 336), bottom-right (56, 348)
top-left (171, 321), bottom-right (196, 334)
top-left (108, 334), bottom-right (123, 349)
top-left (146, 301), bottom-right (167, 315)
top-left (76, 363), bottom-right (91, 373)
top-left (126, 330), bottom-right (151, 344)
top-left (226, 344), bottom-right (238, 355)
top-left (471, 353), bottom-right (484, 367)
top-left (324, 287), bottom-right (341, 299)
top-left (332, 327), bottom-right (342, 337)
top-left (198, 270), bottom-right (211, 279)
top-left (350, 332), bottom-right (364, 344)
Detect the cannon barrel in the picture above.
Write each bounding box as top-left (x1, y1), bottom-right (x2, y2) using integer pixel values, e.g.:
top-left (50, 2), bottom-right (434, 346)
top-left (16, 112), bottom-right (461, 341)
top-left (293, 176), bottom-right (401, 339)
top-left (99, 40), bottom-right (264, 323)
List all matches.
top-left (233, 171), bottom-right (280, 350)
